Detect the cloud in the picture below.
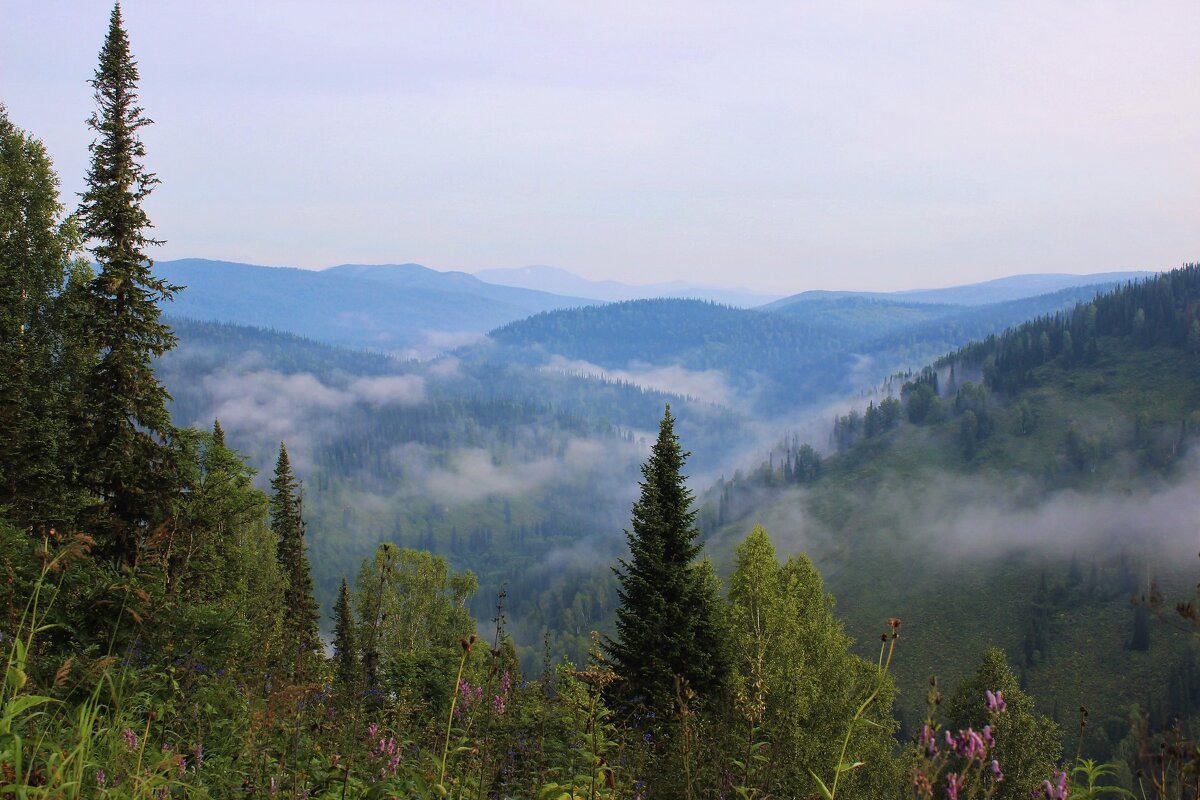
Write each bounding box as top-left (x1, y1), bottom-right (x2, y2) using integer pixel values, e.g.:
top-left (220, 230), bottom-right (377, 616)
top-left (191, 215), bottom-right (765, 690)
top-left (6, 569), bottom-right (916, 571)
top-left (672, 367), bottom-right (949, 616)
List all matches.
top-left (399, 330), bottom-right (486, 361)
top-left (542, 355), bottom-right (734, 406)
top-left (392, 436), bottom-right (640, 505)
top-left (191, 365), bottom-right (428, 473)
top-left (348, 374), bottom-right (426, 405)
top-left (913, 473), bottom-right (1200, 564)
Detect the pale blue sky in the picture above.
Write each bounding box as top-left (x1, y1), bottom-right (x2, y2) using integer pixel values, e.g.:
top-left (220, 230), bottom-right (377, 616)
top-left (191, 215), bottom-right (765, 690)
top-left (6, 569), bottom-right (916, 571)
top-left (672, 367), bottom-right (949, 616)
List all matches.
top-left (2, 1), bottom-right (1198, 292)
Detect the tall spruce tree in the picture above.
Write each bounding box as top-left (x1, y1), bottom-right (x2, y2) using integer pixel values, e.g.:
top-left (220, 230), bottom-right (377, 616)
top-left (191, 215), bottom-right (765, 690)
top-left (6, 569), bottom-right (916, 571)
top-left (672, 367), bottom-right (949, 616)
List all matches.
top-left (270, 442), bottom-right (320, 676)
top-left (607, 405), bottom-right (728, 714)
top-left (75, 3), bottom-right (181, 564)
top-left (332, 576), bottom-right (358, 693)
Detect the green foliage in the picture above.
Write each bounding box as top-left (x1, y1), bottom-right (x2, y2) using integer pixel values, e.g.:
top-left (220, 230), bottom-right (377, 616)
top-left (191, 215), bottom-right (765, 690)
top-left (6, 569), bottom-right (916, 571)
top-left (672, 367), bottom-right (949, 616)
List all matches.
top-left (332, 577), bottom-right (358, 694)
top-left (607, 406), bottom-right (729, 716)
top-left (74, 5), bottom-right (182, 568)
top-left (727, 526), bottom-right (901, 799)
top-left (354, 543), bottom-right (477, 707)
top-left (946, 649), bottom-right (1062, 800)
top-left (0, 107), bottom-right (82, 532)
top-left (270, 442), bottom-right (321, 676)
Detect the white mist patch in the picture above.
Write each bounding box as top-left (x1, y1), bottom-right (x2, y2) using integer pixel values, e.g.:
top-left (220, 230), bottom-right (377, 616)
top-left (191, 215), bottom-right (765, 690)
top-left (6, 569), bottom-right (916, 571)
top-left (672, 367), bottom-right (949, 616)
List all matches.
top-left (919, 475), bottom-right (1200, 563)
top-left (201, 370), bottom-right (349, 431)
top-left (193, 365), bottom-right (428, 473)
top-left (348, 374), bottom-right (426, 405)
top-left (542, 355), bottom-right (734, 406)
top-left (392, 436), bottom-right (638, 504)
top-left (399, 330), bottom-right (486, 361)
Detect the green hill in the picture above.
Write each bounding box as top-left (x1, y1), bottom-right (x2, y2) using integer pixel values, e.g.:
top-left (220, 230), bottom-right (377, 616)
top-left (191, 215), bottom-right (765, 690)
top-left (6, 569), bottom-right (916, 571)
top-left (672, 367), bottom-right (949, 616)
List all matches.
top-left (704, 265), bottom-right (1200, 758)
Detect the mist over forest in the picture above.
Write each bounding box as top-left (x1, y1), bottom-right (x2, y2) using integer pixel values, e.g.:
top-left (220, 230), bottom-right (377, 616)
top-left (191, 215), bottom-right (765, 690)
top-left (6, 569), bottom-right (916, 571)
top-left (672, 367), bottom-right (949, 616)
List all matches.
top-left (4, 3), bottom-right (1200, 798)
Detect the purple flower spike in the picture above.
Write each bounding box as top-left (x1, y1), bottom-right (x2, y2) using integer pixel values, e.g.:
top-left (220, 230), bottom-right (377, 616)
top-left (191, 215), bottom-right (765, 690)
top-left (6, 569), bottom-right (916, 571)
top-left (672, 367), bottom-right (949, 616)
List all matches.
top-left (945, 772), bottom-right (964, 800)
top-left (1042, 770), bottom-right (1068, 800)
top-left (918, 723), bottom-right (938, 756)
top-left (985, 689), bottom-right (1007, 714)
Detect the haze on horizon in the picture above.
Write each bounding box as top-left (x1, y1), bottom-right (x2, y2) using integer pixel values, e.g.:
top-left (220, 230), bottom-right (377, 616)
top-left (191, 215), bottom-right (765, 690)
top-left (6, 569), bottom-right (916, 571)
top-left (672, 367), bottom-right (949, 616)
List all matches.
top-left (3, 1), bottom-right (1198, 294)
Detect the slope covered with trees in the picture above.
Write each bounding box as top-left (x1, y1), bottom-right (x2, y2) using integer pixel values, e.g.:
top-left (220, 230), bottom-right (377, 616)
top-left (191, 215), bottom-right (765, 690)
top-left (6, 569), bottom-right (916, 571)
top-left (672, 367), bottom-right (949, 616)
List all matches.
top-left (485, 281), bottom-right (1140, 414)
top-left (707, 264), bottom-right (1200, 765)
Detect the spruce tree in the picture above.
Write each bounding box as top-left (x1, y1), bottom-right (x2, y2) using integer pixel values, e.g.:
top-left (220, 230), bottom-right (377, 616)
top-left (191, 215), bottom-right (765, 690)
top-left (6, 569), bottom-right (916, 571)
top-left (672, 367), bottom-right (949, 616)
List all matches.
top-left (75, 3), bottom-right (181, 564)
top-left (332, 576), bottom-right (358, 693)
top-left (607, 405), bottom-right (728, 714)
top-left (270, 442), bottom-right (320, 676)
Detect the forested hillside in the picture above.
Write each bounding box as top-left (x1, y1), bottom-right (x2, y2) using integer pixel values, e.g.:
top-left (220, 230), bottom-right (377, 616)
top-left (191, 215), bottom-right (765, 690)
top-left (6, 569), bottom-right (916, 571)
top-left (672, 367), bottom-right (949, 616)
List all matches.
top-left (486, 281), bottom-right (1140, 415)
top-left (706, 266), bottom-right (1200, 763)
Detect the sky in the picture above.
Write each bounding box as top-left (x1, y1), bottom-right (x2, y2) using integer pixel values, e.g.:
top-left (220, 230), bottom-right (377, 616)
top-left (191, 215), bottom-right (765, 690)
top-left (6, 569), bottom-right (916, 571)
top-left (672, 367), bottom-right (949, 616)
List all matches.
top-left (2, 1), bottom-right (1198, 294)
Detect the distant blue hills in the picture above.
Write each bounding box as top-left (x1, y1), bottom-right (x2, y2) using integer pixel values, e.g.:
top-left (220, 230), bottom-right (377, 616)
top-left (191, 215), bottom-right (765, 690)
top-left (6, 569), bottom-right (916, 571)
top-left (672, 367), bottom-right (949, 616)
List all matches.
top-left (156, 258), bottom-right (597, 355)
top-left (474, 264), bottom-right (782, 308)
top-left (156, 258), bottom-right (1158, 366)
top-left (764, 271), bottom-right (1153, 309)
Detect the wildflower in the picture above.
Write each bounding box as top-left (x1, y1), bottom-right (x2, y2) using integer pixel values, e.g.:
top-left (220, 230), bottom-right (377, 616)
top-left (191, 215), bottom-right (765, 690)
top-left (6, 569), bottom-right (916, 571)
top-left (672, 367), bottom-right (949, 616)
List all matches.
top-left (1042, 770), bottom-right (1068, 799)
top-left (945, 772), bottom-right (964, 800)
top-left (95, 769), bottom-right (107, 787)
top-left (953, 728), bottom-right (987, 760)
top-left (991, 759), bottom-right (1003, 782)
top-left (192, 742), bottom-right (204, 770)
top-left (918, 723), bottom-right (938, 757)
top-left (985, 689), bottom-right (1006, 714)
top-left (122, 727), bottom-right (139, 752)
top-left (909, 768), bottom-right (932, 798)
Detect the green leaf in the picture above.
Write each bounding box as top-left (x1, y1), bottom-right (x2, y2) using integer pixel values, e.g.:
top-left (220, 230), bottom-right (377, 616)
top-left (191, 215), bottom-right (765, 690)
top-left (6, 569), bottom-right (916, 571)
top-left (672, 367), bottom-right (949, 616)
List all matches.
top-left (4, 665), bottom-right (27, 693)
top-left (809, 769), bottom-right (835, 800)
top-left (4, 693), bottom-right (54, 719)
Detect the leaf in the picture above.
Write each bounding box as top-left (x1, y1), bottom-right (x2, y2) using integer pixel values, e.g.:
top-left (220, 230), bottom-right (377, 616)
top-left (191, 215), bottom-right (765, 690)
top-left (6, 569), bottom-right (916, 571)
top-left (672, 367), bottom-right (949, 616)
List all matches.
top-left (5, 693), bottom-right (55, 718)
top-left (809, 769), bottom-right (835, 800)
top-left (5, 665), bottom-right (27, 693)
top-left (836, 761), bottom-right (865, 774)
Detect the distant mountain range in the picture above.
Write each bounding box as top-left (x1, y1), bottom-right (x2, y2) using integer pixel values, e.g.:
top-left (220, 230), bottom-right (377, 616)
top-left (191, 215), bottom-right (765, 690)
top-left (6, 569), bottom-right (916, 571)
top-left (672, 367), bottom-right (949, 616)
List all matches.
top-left (484, 279), bottom-right (1144, 413)
top-left (156, 258), bottom-right (1158, 363)
top-left (474, 265), bottom-right (782, 308)
top-left (764, 271), bottom-right (1153, 309)
top-left (156, 259), bottom-right (597, 356)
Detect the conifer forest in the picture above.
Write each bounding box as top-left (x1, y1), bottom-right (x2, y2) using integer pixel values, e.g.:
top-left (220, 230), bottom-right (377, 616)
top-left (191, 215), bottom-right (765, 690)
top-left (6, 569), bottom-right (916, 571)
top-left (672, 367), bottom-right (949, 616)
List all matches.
top-left (3, 5), bottom-right (1200, 799)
